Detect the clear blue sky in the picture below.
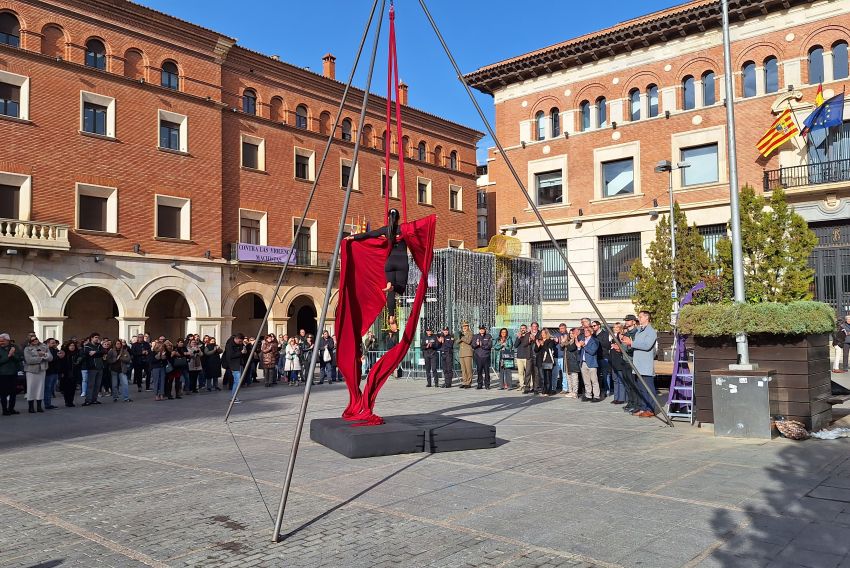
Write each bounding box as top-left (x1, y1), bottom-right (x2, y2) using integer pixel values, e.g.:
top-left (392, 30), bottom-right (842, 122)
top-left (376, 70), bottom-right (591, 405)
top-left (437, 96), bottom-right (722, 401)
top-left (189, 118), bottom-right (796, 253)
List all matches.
top-left (137, 0), bottom-right (678, 162)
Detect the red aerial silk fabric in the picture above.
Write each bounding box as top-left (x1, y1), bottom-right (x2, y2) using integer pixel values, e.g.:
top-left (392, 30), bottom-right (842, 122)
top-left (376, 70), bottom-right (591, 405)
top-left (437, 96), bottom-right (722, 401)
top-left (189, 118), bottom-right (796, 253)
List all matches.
top-left (335, 214), bottom-right (436, 425)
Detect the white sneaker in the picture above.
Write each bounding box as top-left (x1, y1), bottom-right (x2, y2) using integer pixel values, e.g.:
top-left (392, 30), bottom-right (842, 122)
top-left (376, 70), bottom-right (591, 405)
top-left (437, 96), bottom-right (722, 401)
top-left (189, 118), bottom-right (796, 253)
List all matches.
top-left (233, 398), bottom-right (242, 404)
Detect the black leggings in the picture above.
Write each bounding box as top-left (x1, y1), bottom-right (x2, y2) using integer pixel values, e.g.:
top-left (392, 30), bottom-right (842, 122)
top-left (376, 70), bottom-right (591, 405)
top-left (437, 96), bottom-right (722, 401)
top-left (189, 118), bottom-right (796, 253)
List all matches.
top-left (385, 251), bottom-right (409, 314)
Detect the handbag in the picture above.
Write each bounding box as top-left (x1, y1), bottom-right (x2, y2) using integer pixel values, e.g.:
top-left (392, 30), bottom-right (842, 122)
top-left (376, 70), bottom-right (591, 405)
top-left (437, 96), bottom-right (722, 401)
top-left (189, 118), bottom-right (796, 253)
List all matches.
top-left (172, 356), bottom-right (188, 370)
top-left (165, 362), bottom-right (174, 374)
top-left (323, 347), bottom-right (332, 363)
top-left (542, 348), bottom-right (554, 370)
top-left (501, 352), bottom-right (516, 369)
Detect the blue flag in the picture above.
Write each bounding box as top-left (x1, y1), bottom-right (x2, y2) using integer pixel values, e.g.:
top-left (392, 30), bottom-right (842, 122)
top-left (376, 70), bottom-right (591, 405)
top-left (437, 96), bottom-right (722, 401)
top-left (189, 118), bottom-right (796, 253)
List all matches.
top-left (802, 92), bottom-right (845, 136)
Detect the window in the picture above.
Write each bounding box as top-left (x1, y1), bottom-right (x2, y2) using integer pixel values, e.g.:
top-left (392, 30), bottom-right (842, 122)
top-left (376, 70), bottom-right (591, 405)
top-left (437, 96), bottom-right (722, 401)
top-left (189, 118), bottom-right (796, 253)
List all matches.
top-left (596, 97), bottom-right (607, 128)
top-left (341, 118), bottom-right (352, 141)
top-left (601, 158), bottom-right (634, 197)
top-left (417, 141), bottom-right (427, 161)
top-left (742, 61), bottom-right (756, 97)
top-left (682, 76), bottom-right (695, 110)
top-left (80, 92), bottom-right (115, 137)
top-left (681, 143), bottom-right (719, 186)
top-left (124, 49), bottom-right (144, 80)
top-left (764, 57), bottom-right (779, 94)
top-left (295, 105), bottom-right (308, 129)
top-left (598, 233), bottom-right (640, 299)
top-left (417, 177), bottom-right (432, 205)
top-left (294, 147), bottom-right (314, 181)
top-left (82, 102), bottom-right (107, 135)
top-left (340, 159), bottom-right (358, 190)
top-left (702, 71), bottom-right (716, 106)
top-left (239, 210), bottom-right (267, 245)
top-left (579, 101), bottom-right (590, 131)
top-left (155, 195), bottom-right (190, 240)
top-left (0, 183), bottom-right (19, 219)
top-left (41, 24), bottom-right (64, 58)
top-left (0, 12), bottom-right (20, 47)
top-left (0, 81), bottom-right (20, 118)
top-left (535, 110), bottom-right (545, 140)
top-left (698, 224), bottom-right (726, 260)
top-left (629, 89), bottom-right (641, 121)
top-left (76, 183), bottom-right (117, 233)
top-left (84, 39), bottom-right (106, 70)
top-left (550, 107), bottom-right (560, 137)
top-left (402, 136), bottom-right (410, 158)
top-left (161, 61), bottom-right (179, 90)
top-left (0, 70), bottom-right (28, 120)
top-left (241, 134), bottom-right (264, 170)
top-left (293, 219), bottom-right (316, 266)
top-left (360, 124), bottom-right (373, 147)
top-left (477, 218), bottom-right (487, 244)
top-left (158, 110), bottom-right (187, 152)
top-left (808, 46), bottom-right (824, 84)
top-left (242, 89), bottom-right (257, 115)
top-left (270, 97), bottom-right (284, 122)
top-left (647, 84), bottom-right (659, 118)
top-left (0, 172), bottom-right (30, 220)
top-left (535, 170), bottom-right (562, 206)
top-left (449, 185), bottom-right (462, 211)
top-left (833, 42), bottom-right (849, 81)
top-left (381, 168), bottom-right (398, 198)
top-left (531, 240), bottom-right (569, 301)
top-left (449, 150), bottom-right (458, 170)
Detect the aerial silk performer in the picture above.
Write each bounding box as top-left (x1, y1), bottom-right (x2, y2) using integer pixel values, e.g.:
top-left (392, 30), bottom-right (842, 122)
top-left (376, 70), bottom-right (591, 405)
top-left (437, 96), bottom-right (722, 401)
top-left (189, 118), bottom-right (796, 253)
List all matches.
top-left (334, 3), bottom-right (436, 426)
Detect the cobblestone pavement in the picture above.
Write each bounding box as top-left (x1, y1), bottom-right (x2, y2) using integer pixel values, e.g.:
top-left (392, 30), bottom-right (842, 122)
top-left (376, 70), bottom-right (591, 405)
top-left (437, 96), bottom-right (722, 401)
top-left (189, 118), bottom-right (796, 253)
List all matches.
top-left (3, 379), bottom-right (850, 568)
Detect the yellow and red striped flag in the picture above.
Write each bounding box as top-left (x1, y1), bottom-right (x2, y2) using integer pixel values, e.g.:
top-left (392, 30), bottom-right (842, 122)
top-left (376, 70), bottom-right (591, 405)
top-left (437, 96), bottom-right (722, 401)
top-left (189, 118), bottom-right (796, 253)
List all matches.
top-left (756, 109), bottom-right (799, 157)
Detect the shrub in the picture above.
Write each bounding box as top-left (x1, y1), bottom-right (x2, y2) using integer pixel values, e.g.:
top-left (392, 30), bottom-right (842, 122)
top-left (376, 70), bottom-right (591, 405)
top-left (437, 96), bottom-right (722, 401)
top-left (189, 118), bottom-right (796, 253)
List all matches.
top-left (678, 301), bottom-right (835, 337)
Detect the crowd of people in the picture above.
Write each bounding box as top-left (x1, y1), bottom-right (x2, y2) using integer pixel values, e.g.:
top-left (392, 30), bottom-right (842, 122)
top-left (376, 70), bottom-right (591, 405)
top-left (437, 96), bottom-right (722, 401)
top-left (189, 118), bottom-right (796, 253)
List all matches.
top-left (0, 328), bottom-right (345, 415)
top-left (417, 311), bottom-right (660, 418)
top-left (0, 310), bottom-right (661, 418)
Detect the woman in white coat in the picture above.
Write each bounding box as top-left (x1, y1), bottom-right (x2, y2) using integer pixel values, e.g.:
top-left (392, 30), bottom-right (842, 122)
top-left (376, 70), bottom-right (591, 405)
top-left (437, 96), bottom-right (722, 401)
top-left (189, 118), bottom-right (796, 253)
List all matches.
top-left (284, 338), bottom-right (301, 385)
top-left (24, 336), bottom-right (53, 413)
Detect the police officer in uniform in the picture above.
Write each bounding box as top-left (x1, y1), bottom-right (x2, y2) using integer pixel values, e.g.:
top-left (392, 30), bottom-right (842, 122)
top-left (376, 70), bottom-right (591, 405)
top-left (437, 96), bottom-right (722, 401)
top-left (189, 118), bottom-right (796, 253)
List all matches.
top-left (437, 327), bottom-right (455, 388)
top-left (421, 327), bottom-right (439, 387)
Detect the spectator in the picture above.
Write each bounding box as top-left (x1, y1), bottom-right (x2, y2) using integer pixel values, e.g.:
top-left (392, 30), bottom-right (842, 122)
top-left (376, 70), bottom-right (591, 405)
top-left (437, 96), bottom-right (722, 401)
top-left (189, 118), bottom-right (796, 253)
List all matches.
top-left (44, 338), bottom-right (61, 409)
top-left (172, 338), bottom-right (189, 394)
top-left (151, 340), bottom-right (168, 401)
top-left (223, 333), bottom-right (246, 402)
top-left (164, 340), bottom-right (184, 400)
top-left (260, 334), bottom-right (279, 387)
top-left (58, 341), bottom-right (81, 407)
top-left (472, 325), bottom-right (493, 390)
top-left (384, 323), bottom-right (400, 380)
top-left (186, 338), bottom-right (203, 393)
top-left (608, 323), bottom-right (627, 405)
top-left (593, 320), bottom-right (612, 397)
top-left (577, 326), bottom-right (601, 402)
top-left (494, 327), bottom-right (514, 390)
top-left (513, 324), bottom-right (532, 394)
top-left (318, 330), bottom-right (335, 384)
top-left (563, 328), bottom-right (581, 398)
top-left (839, 315), bottom-right (850, 373)
top-left (438, 327), bottom-right (455, 388)
top-left (536, 329), bottom-right (557, 396)
top-left (362, 330), bottom-right (378, 375)
top-left (0, 333), bottom-right (23, 415)
top-left (82, 333), bottom-right (105, 406)
top-left (554, 323), bottom-right (568, 393)
top-left (620, 314), bottom-right (641, 414)
top-left (24, 335), bottom-right (53, 413)
top-left (457, 322), bottom-right (473, 389)
top-left (284, 337), bottom-right (301, 385)
top-left (528, 322), bottom-right (542, 394)
top-left (106, 338), bottom-right (132, 402)
top-left (202, 338), bottom-right (223, 391)
top-left (302, 335), bottom-right (315, 383)
top-left (421, 327), bottom-right (439, 388)
top-left (622, 310), bottom-right (658, 418)
top-left (131, 333), bottom-right (151, 392)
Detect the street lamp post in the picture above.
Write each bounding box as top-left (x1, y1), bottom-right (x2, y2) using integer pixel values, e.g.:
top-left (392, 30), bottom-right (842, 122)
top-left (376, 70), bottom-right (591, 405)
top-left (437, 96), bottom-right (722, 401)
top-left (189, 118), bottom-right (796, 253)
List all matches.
top-left (654, 160), bottom-right (690, 323)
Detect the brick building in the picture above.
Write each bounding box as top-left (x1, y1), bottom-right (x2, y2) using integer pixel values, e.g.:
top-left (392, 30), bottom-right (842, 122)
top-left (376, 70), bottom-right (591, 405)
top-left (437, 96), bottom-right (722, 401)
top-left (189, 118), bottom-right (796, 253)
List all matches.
top-left (0, 0), bottom-right (481, 342)
top-left (466, 0), bottom-right (850, 325)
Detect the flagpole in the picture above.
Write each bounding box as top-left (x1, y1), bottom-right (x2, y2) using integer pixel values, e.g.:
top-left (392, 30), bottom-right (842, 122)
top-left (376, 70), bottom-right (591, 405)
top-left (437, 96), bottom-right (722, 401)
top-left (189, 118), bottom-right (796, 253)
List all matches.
top-left (721, 0), bottom-right (753, 368)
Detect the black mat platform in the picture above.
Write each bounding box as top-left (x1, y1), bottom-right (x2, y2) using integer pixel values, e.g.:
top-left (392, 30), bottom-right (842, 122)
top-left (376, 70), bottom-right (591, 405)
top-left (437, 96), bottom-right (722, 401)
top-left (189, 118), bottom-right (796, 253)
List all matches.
top-left (310, 414), bottom-right (496, 459)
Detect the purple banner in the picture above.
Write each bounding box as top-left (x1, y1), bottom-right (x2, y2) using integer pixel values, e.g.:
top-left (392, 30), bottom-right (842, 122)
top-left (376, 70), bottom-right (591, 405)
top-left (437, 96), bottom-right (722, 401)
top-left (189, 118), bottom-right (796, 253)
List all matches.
top-left (236, 243), bottom-right (297, 264)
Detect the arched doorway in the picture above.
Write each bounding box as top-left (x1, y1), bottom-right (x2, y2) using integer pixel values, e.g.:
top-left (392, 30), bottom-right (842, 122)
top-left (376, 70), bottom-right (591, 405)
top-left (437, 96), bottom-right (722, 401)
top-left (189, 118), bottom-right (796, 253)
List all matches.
top-left (0, 284), bottom-right (34, 343)
top-left (287, 295), bottom-right (317, 337)
top-left (145, 290), bottom-right (190, 340)
top-left (64, 287), bottom-right (119, 341)
top-left (232, 293), bottom-right (267, 338)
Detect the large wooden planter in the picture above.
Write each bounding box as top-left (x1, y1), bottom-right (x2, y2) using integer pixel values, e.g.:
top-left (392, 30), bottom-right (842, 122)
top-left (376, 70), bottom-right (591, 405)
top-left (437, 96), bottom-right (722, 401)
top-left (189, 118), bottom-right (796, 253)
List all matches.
top-left (693, 333), bottom-right (832, 431)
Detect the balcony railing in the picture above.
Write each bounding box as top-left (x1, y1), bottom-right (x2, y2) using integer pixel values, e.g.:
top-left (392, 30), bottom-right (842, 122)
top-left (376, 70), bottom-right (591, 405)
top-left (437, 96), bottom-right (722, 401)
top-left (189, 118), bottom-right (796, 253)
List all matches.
top-left (229, 244), bottom-right (336, 269)
top-left (0, 218), bottom-right (71, 251)
top-left (763, 158), bottom-right (850, 192)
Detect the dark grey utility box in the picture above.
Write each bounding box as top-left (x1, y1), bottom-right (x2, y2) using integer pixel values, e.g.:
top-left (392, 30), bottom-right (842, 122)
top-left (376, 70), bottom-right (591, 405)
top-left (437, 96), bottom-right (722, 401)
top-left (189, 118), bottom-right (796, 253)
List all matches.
top-left (710, 369), bottom-right (777, 439)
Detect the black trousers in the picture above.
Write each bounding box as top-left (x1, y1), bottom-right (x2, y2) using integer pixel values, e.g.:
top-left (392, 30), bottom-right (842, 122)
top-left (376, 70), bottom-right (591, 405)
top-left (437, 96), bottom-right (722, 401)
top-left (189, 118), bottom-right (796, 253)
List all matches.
top-left (442, 355), bottom-right (453, 387)
top-left (0, 374), bottom-right (17, 412)
top-left (424, 354), bottom-right (438, 386)
top-left (132, 363), bottom-right (150, 389)
top-left (475, 355), bottom-right (490, 388)
top-left (59, 373), bottom-right (76, 406)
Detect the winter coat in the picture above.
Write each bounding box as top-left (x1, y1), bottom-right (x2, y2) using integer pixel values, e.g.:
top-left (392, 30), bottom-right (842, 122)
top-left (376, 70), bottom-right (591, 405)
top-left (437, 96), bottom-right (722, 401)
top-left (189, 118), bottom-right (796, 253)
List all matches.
top-left (0, 344), bottom-right (24, 375)
top-left (186, 346), bottom-right (203, 371)
top-left (283, 344), bottom-right (301, 372)
top-left (260, 339), bottom-right (279, 369)
top-left (24, 343), bottom-right (52, 373)
top-left (202, 344), bottom-right (223, 378)
top-left (107, 347), bottom-right (132, 374)
top-left (82, 342), bottom-right (106, 371)
top-left (513, 332), bottom-right (534, 359)
top-left (472, 333), bottom-right (493, 359)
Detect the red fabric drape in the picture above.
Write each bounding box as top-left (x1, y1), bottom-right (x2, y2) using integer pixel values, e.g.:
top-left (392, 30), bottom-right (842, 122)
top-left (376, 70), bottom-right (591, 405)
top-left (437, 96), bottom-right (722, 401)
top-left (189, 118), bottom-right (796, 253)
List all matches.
top-left (335, 214), bottom-right (436, 425)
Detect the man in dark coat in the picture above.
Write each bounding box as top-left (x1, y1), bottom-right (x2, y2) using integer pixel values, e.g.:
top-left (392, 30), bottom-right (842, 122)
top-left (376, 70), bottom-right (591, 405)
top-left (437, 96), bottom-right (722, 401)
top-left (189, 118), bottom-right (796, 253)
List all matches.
top-left (472, 325), bottom-right (493, 390)
top-left (130, 334), bottom-right (151, 392)
top-left (421, 327), bottom-right (439, 387)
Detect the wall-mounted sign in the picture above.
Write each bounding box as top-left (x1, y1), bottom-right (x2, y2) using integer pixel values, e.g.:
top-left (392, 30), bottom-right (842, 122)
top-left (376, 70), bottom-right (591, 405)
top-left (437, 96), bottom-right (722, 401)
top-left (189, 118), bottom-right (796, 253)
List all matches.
top-left (236, 243), bottom-right (296, 264)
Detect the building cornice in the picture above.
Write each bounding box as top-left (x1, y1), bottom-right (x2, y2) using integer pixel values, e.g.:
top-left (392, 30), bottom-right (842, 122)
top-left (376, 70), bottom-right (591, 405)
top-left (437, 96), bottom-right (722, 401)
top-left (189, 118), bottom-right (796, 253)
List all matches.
top-left (464, 0), bottom-right (816, 95)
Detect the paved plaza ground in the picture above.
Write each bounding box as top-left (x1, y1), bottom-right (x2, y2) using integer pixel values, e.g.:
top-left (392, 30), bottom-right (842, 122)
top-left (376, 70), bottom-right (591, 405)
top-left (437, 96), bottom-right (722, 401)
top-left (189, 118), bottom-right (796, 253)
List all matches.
top-left (3, 378), bottom-right (850, 568)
